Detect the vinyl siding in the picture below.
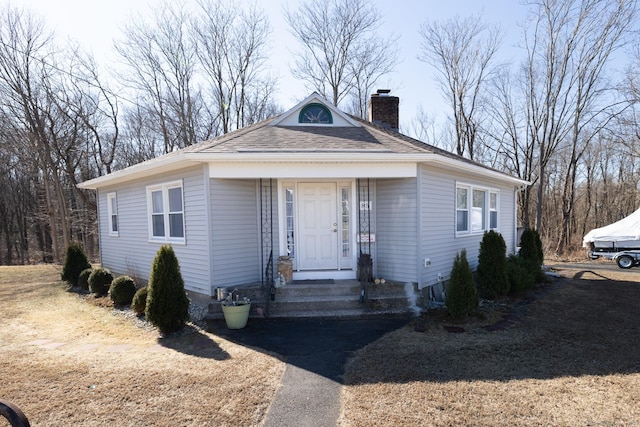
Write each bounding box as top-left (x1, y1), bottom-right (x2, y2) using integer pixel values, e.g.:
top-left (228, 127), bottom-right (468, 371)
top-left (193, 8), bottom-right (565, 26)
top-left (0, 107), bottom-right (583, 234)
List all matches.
top-left (209, 178), bottom-right (261, 286)
top-left (375, 178), bottom-right (418, 283)
top-left (97, 165), bottom-right (211, 295)
top-left (418, 164), bottom-right (518, 288)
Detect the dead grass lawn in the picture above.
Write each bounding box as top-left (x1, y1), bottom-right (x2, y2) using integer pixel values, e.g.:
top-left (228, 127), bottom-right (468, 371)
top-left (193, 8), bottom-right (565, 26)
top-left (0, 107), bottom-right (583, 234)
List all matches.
top-left (339, 262), bottom-right (640, 426)
top-left (0, 265), bottom-right (284, 426)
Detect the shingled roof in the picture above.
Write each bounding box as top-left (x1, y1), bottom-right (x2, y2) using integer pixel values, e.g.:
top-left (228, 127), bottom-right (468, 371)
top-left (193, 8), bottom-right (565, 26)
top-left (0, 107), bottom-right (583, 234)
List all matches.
top-left (80, 101), bottom-right (528, 189)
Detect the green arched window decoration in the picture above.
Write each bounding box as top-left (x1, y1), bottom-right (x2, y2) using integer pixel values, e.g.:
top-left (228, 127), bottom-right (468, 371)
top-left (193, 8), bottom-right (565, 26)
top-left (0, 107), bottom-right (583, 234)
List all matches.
top-left (298, 103), bottom-right (333, 124)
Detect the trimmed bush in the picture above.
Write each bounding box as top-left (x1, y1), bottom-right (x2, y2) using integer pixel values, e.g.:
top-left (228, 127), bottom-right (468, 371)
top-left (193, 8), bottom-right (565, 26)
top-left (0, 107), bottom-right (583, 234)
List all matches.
top-left (109, 276), bottom-right (137, 306)
top-left (78, 268), bottom-right (93, 291)
top-left (520, 228), bottom-right (545, 283)
top-left (61, 243), bottom-right (91, 286)
top-left (145, 245), bottom-right (190, 334)
top-left (520, 228), bottom-right (541, 265)
top-left (506, 254), bottom-right (535, 294)
top-left (88, 268), bottom-right (113, 295)
top-left (533, 229), bottom-right (544, 265)
top-left (477, 230), bottom-right (509, 298)
top-left (446, 249), bottom-right (478, 319)
top-left (132, 287), bottom-right (148, 316)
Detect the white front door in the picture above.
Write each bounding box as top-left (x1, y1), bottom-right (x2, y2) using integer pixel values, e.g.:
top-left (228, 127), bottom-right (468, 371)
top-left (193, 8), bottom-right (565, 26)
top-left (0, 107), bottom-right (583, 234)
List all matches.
top-left (298, 182), bottom-right (338, 270)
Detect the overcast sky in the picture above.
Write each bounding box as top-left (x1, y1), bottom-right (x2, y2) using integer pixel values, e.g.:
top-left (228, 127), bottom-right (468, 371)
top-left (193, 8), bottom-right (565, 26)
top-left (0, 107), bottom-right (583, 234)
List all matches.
top-left (14, 0), bottom-right (528, 132)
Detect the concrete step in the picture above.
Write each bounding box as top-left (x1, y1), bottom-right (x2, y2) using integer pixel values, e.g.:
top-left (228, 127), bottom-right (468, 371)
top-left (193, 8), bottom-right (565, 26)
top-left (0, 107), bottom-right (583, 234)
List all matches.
top-left (270, 294), bottom-right (365, 312)
top-left (266, 307), bottom-right (416, 319)
top-left (275, 281), bottom-right (361, 297)
top-left (206, 279), bottom-right (421, 320)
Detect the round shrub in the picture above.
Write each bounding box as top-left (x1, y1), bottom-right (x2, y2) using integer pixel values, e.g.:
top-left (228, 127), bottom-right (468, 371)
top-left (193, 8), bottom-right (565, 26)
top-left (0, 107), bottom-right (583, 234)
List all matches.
top-left (132, 287), bottom-right (148, 316)
top-left (146, 245), bottom-right (190, 334)
top-left (78, 268), bottom-right (93, 291)
top-left (446, 249), bottom-right (478, 319)
top-left (88, 268), bottom-right (113, 295)
top-left (477, 230), bottom-right (509, 298)
top-left (61, 243), bottom-right (91, 286)
top-left (109, 276), bottom-right (137, 306)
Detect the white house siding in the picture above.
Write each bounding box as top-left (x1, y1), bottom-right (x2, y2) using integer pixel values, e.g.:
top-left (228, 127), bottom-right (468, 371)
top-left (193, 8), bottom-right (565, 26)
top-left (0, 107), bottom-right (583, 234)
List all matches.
top-left (209, 178), bottom-right (262, 287)
top-left (375, 178), bottom-right (419, 283)
top-left (418, 164), bottom-right (518, 289)
top-left (98, 165), bottom-right (211, 296)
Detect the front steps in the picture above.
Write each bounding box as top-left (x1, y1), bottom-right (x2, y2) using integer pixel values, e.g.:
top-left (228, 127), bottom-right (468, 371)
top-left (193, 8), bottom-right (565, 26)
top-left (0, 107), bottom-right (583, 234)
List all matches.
top-left (206, 279), bottom-right (421, 320)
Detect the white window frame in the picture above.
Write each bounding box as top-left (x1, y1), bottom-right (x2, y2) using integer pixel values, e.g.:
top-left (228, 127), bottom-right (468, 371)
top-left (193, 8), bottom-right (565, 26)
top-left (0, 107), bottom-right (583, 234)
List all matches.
top-left (107, 192), bottom-right (119, 237)
top-left (146, 180), bottom-right (185, 244)
top-left (456, 182), bottom-right (499, 235)
top-left (456, 187), bottom-right (469, 233)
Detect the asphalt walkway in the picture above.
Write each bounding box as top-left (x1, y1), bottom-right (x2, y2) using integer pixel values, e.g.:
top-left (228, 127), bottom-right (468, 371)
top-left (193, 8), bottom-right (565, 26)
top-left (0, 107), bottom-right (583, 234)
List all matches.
top-left (210, 317), bottom-right (410, 427)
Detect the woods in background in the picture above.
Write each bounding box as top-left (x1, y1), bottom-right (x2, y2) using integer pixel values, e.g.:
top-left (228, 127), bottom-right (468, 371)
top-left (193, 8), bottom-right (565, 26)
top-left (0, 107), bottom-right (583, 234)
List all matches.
top-left (1, 0), bottom-right (639, 264)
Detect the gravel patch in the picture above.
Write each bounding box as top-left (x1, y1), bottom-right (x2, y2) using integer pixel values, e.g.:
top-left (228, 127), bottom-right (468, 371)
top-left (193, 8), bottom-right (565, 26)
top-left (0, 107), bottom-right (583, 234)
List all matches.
top-left (71, 285), bottom-right (211, 332)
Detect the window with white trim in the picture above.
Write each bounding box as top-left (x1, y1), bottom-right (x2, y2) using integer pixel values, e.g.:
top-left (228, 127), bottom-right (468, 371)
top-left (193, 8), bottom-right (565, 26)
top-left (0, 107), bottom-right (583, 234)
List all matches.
top-left (456, 184), bottom-right (499, 234)
top-left (489, 192), bottom-right (498, 229)
top-left (147, 181), bottom-right (185, 243)
top-left (107, 192), bottom-right (118, 236)
top-left (456, 187), bottom-right (469, 232)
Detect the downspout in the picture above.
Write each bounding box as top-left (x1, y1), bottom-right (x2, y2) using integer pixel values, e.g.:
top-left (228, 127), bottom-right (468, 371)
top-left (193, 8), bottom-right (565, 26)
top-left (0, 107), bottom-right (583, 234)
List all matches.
top-left (515, 184), bottom-right (528, 253)
top-left (97, 188), bottom-right (103, 268)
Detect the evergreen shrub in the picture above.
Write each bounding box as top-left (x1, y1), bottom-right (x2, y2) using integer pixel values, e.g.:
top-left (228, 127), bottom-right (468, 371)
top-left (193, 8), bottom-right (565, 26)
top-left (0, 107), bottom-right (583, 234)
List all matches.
top-left (519, 228), bottom-right (545, 283)
top-left (132, 287), bottom-right (148, 316)
top-left (506, 254), bottom-right (534, 294)
top-left (445, 249), bottom-right (478, 319)
top-left (477, 230), bottom-right (509, 298)
top-left (78, 268), bottom-right (93, 290)
top-left (109, 276), bottom-right (137, 305)
top-left (88, 268), bottom-right (113, 295)
top-left (61, 243), bottom-right (91, 286)
top-left (145, 245), bottom-right (190, 334)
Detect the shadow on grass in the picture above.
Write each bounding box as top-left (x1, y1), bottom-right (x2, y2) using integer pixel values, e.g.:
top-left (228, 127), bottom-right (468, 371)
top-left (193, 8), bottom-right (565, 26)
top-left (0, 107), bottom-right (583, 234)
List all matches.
top-left (158, 324), bottom-right (231, 360)
top-left (573, 269), bottom-right (615, 280)
top-left (342, 273), bottom-right (640, 385)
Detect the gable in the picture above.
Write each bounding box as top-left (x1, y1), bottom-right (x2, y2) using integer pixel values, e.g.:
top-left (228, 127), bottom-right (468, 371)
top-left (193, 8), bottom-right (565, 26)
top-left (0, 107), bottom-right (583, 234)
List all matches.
top-left (269, 93), bottom-right (361, 127)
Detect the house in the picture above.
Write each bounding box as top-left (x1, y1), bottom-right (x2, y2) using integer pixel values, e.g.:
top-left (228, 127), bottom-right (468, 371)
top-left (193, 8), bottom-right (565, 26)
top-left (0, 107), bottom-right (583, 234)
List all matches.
top-left (79, 90), bottom-right (528, 308)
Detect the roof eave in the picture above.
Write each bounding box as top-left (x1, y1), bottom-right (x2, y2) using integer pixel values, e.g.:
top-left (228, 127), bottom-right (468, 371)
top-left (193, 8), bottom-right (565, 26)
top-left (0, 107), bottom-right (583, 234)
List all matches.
top-left (78, 151), bottom-right (529, 190)
top-left (185, 152), bottom-right (530, 185)
top-left (77, 155), bottom-right (197, 190)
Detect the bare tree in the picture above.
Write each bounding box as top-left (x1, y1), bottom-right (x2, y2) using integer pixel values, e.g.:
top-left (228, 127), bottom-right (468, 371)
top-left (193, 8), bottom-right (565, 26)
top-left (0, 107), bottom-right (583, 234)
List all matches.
top-left (419, 14), bottom-right (503, 160)
top-left (285, 0), bottom-right (398, 112)
top-left (193, 0), bottom-right (278, 134)
top-left (522, 0), bottom-right (636, 252)
top-left (0, 5), bottom-right (108, 263)
top-left (114, 1), bottom-right (209, 153)
top-left (0, 5), bottom-right (71, 261)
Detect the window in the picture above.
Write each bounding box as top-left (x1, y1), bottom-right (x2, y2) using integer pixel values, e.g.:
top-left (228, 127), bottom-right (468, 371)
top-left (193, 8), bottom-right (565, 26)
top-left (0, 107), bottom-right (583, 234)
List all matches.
top-left (456, 188), bottom-right (468, 232)
top-left (472, 189), bottom-right (486, 232)
top-left (489, 192), bottom-right (498, 229)
top-left (341, 187), bottom-right (351, 257)
top-left (285, 187), bottom-right (295, 258)
top-left (298, 103), bottom-right (333, 124)
top-left (456, 184), bottom-right (499, 234)
top-left (147, 181), bottom-right (185, 243)
top-left (107, 192), bottom-right (118, 236)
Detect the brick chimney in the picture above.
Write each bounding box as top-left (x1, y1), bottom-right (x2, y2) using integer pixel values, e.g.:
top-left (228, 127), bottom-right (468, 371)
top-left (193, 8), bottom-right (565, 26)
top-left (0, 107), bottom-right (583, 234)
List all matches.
top-left (368, 89), bottom-right (399, 132)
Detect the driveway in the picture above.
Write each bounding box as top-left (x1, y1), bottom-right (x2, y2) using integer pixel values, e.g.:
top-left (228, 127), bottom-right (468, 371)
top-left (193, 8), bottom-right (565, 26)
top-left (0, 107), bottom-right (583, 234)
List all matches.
top-left (209, 317), bottom-right (410, 381)
top-left (208, 317), bottom-right (410, 427)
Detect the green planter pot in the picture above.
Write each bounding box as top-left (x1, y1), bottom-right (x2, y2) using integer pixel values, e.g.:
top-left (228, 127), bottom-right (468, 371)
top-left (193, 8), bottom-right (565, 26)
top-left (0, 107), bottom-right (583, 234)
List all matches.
top-left (221, 303), bottom-right (251, 329)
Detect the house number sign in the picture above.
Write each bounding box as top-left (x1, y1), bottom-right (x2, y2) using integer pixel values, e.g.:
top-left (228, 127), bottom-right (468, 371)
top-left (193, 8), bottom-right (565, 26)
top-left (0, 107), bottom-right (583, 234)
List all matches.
top-left (359, 201), bottom-right (372, 210)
